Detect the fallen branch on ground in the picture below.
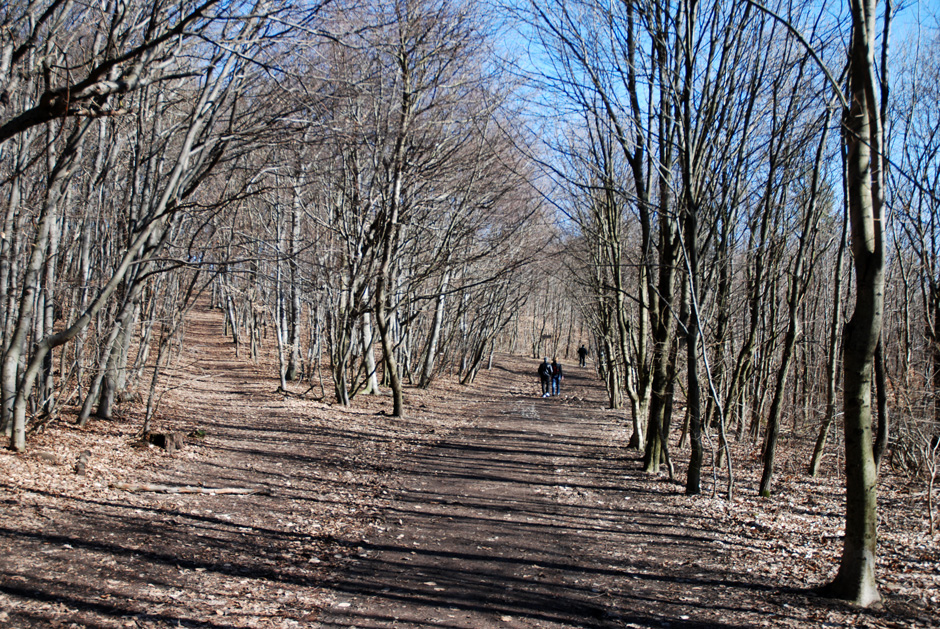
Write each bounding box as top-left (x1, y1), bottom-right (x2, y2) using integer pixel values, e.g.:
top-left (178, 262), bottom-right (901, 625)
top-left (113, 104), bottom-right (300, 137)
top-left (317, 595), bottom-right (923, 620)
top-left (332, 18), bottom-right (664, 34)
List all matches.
top-left (110, 483), bottom-right (263, 495)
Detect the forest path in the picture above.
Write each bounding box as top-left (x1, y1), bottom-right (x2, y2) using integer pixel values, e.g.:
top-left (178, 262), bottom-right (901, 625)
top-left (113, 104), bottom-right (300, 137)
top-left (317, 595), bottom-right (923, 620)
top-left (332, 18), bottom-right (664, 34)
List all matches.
top-left (314, 363), bottom-right (789, 628)
top-left (2, 304), bottom-right (423, 628)
top-left (2, 304), bottom-right (839, 628)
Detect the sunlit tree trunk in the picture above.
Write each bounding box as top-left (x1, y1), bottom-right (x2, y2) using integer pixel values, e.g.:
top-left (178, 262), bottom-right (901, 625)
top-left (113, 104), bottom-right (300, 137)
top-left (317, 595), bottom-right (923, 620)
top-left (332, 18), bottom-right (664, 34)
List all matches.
top-left (823, 0), bottom-right (885, 607)
top-left (3, 121), bottom-right (91, 449)
top-left (419, 270), bottom-right (450, 389)
top-left (286, 184), bottom-right (303, 381)
top-left (361, 300), bottom-right (380, 395)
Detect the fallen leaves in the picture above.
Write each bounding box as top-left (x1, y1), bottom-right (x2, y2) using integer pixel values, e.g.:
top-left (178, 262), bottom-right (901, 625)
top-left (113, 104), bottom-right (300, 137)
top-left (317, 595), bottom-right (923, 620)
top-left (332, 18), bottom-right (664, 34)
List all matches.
top-left (0, 307), bottom-right (936, 628)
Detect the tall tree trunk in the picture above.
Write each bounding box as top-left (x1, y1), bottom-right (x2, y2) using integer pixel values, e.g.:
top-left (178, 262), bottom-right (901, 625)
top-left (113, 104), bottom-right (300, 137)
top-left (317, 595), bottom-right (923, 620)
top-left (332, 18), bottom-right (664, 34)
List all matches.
top-left (375, 200), bottom-right (405, 416)
top-left (643, 25), bottom-right (678, 473)
top-left (3, 121), bottom-right (91, 449)
top-left (274, 218), bottom-right (288, 392)
top-left (286, 185), bottom-right (302, 381)
top-left (684, 204), bottom-right (703, 495)
top-left (419, 271), bottom-right (450, 389)
top-left (361, 307), bottom-right (380, 395)
top-left (810, 206), bottom-right (848, 476)
top-left (643, 216), bottom-right (679, 474)
top-left (823, 0), bottom-right (885, 607)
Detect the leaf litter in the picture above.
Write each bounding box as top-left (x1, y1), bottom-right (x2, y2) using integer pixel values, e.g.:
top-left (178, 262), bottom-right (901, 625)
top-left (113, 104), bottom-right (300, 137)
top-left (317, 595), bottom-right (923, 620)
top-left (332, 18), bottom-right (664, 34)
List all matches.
top-left (0, 305), bottom-right (936, 628)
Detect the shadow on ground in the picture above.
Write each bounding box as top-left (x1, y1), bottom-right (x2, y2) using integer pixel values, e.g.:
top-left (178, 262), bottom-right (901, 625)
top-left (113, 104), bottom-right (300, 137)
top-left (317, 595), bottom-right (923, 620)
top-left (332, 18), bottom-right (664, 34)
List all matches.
top-left (315, 391), bottom-right (803, 629)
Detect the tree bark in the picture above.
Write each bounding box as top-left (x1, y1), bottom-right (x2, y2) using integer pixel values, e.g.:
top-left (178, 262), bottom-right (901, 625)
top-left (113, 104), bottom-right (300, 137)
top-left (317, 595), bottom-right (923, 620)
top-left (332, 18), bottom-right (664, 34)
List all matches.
top-left (872, 339), bottom-right (889, 471)
top-left (684, 207), bottom-right (703, 494)
top-left (286, 181), bottom-right (303, 381)
top-left (822, 0), bottom-right (884, 607)
top-left (361, 307), bottom-right (380, 395)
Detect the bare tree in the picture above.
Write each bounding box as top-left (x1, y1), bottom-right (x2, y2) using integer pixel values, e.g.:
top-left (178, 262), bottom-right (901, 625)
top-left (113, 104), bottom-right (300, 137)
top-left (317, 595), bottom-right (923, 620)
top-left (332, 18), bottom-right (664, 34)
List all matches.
top-left (0, 0), bottom-right (325, 450)
top-left (819, 0), bottom-right (887, 608)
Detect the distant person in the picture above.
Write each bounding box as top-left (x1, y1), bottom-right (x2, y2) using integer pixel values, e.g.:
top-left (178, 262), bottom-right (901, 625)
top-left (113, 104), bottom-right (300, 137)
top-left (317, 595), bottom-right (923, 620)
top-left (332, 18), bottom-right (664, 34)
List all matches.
top-left (551, 358), bottom-right (563, 396)
top-left (537, 357), bottom-right (553, 397)
top-left (577, 344), bottom-right (588, 367)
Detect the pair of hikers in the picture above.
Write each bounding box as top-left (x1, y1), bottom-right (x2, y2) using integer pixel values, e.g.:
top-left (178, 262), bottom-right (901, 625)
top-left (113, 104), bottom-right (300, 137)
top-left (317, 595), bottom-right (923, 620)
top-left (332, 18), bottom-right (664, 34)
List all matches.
top-left (537, 357), bottom-right (563, 397)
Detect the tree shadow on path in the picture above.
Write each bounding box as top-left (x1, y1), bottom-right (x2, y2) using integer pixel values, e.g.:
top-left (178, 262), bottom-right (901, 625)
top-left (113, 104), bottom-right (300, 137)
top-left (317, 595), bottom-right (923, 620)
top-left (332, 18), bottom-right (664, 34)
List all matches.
top-left (316, 359), bottom-right (807, 628)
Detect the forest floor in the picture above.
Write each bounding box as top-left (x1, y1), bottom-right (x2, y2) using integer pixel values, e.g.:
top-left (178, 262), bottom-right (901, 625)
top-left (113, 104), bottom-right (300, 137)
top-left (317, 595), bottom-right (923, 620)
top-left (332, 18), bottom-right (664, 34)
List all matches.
top-left (0, 304), bottom-right (937, 628)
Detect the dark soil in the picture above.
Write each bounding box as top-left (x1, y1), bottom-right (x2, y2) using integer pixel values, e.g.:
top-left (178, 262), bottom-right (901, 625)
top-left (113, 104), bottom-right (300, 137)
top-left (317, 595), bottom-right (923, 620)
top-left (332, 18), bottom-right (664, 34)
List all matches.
top-left (0, 305), bottom-right (936, 628)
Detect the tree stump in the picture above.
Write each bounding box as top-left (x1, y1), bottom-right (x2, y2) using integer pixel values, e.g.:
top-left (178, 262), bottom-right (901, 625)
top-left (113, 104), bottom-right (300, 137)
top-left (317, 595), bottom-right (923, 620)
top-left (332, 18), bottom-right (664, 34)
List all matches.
top-left (75, 450), bottom-right (91, 475)
top-left (146, 432), bottom-right (184, 454)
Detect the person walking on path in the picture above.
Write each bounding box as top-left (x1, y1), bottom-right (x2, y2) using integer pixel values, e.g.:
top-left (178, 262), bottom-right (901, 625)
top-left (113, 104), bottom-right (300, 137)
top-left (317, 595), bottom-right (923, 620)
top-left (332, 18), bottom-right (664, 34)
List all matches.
top-left (537, 358), bottom-right (553, 397)
top-left (577, 344), bottom-right (588, 367)
top-left (551, 358), bottom-right (563, 396)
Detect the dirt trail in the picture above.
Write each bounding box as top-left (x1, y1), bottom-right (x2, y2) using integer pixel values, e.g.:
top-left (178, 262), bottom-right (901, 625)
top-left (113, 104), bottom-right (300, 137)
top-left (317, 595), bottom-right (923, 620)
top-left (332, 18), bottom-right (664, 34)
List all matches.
top-left (4, 304), bottom-right (902, 628)
top-left (314, 364), bottom-right (796, 629)
top-left (2, 306), bottom-right (400, 627)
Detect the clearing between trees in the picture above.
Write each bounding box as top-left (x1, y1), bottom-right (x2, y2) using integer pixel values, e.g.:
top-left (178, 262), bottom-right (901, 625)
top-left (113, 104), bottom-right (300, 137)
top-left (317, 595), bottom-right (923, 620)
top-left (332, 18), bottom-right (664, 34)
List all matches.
top-left (0, 305), bottom-right (935, 628)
